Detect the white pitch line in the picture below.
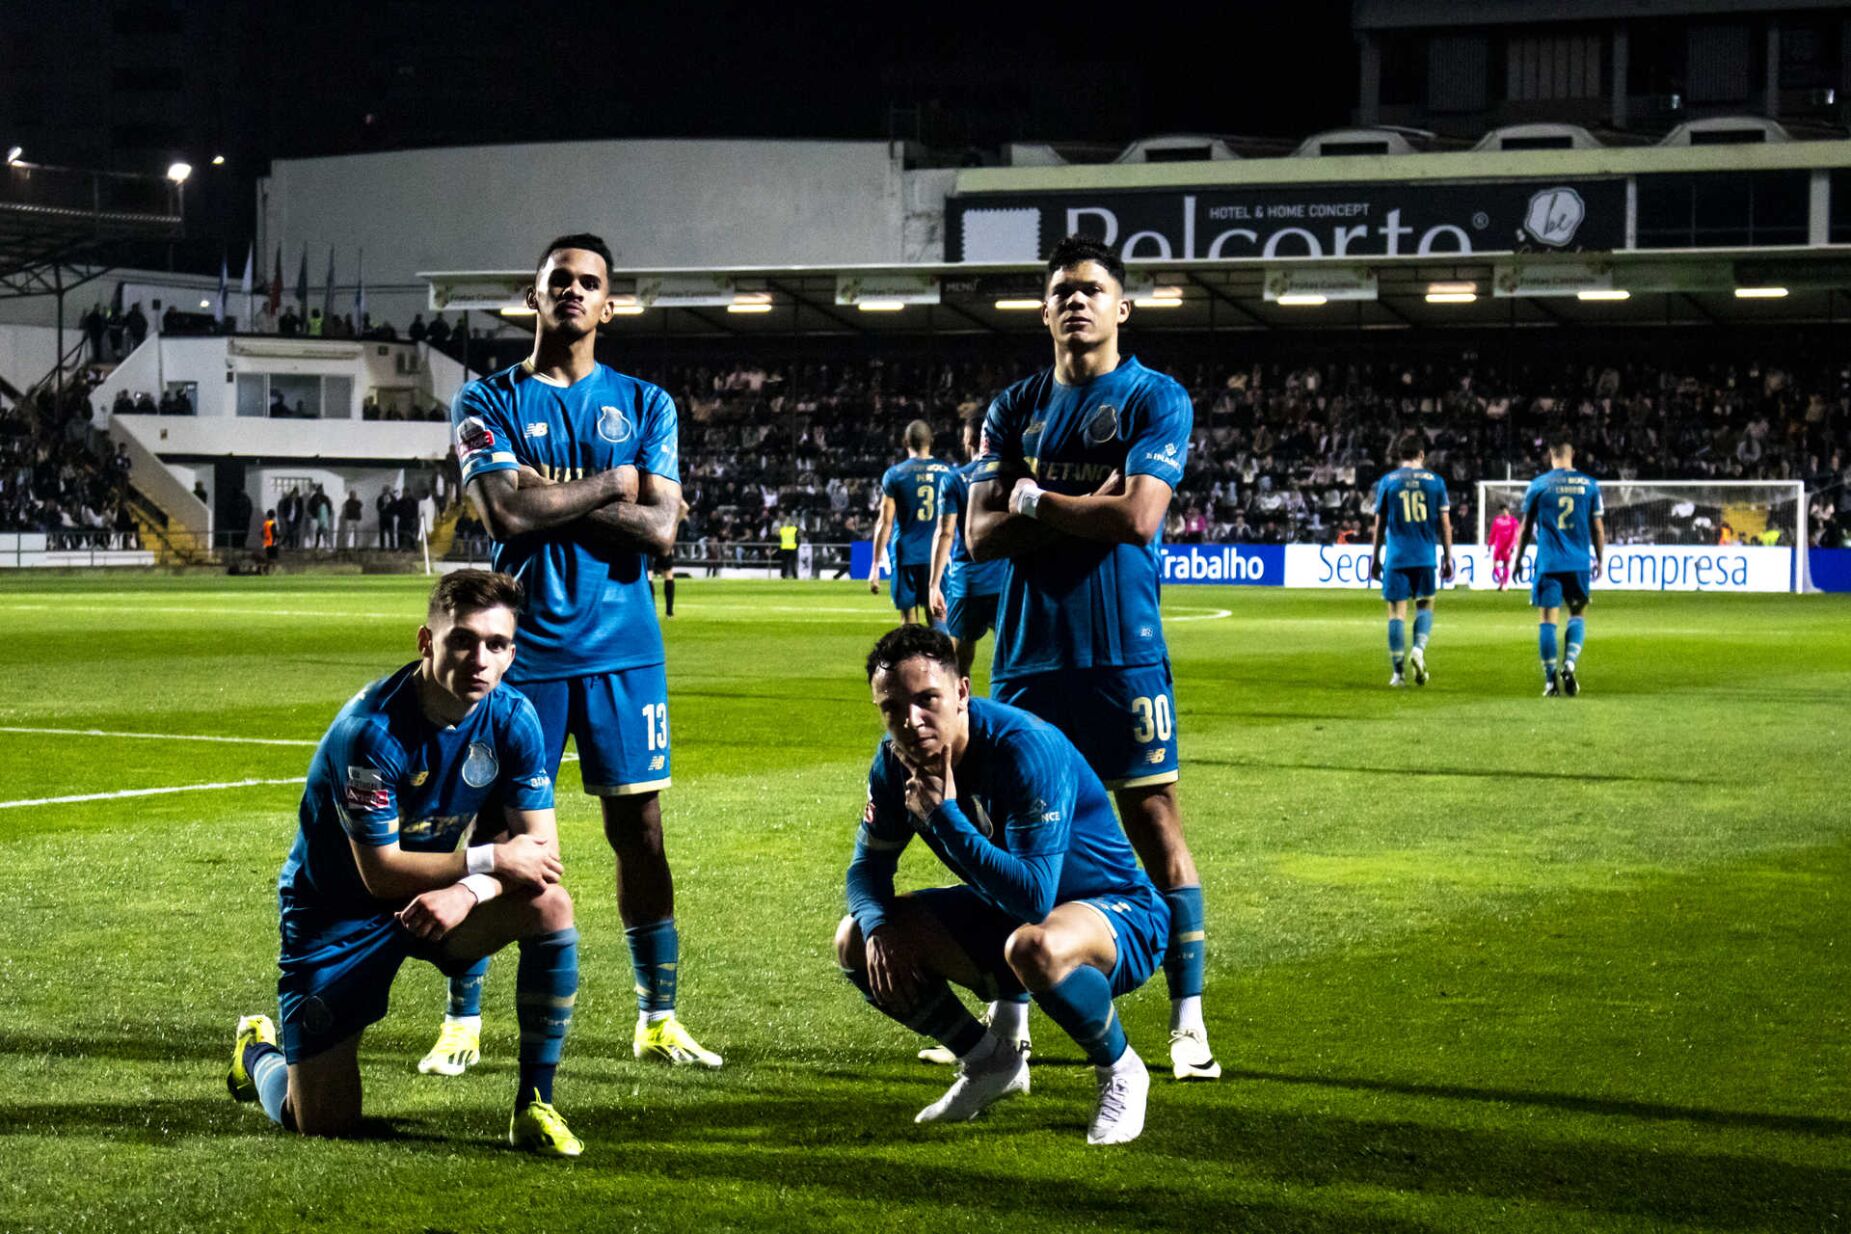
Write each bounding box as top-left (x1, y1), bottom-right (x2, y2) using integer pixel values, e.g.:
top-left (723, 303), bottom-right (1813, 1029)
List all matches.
top-left (0, 726), bottom-right (319, 746)
top-left (1168, 608), bottom-right (1233, 622)
top-left (0, 777), bottom-right (307, 810)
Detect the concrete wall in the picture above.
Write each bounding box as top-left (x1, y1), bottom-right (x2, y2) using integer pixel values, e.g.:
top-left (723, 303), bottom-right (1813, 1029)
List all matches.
top-left (260, 139), bottom-right (909, 329)
top-left (0, 325), bottom-right (61, 394)
top-left (114, 414), bottom-right (449, 460)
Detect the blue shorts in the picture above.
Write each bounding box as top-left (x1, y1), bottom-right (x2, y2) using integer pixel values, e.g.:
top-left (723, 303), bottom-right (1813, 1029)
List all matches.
top-left (907, 883), bottom-right (1167, 1001)
top-left (517, 664), bottom-right (672, 796)
top-left (946, 589), bottom-right (999, 643)
top-left (992, 662), bottom-right (1180, 790)
top-left (276, 899), bottom-right (475, 1064)
top-left (891, 562), bottom-right (929, 613)
top-left (1382, 566), bottom-right (1436, 602)
top-left (1532, 570), bottom-right (1591, 609)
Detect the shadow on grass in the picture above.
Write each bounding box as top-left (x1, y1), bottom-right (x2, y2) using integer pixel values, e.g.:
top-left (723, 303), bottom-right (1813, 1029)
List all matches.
top-left (1188, 756), bottom-right (1720, 787)
top-left (0, 1031), bottom-right (226, 1065)
top-left (1230, 1066), bottom-right (1851, 1138)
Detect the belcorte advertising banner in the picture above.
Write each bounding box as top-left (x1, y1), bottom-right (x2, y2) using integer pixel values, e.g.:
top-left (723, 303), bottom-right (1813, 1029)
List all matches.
top-left (948, 180), bottom-right (1627, 263)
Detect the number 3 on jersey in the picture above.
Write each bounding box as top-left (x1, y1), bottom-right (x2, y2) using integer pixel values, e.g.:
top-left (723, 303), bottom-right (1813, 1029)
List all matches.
top-left (1130, 695), bottom-right (1173, 744)
top-left (640, 702), bottom-right (669, 751)
top-left (915, 482), bottom-right (937, 521)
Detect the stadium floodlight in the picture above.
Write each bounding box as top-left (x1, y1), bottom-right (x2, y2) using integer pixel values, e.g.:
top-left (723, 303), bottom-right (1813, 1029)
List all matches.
top-left (1427, 281), bottom-right (1476, 295)
top-left (4, 146), bottom-right (21, 165)
top-left (166, 161), bottom-right (192, 183)
top-left (857, 300), bottom-right (906, 312)
top-left (1734, 286), bottom-right (1788, 299)
top-left (726, 303), bottom-right (772, 314)
top-left (731, 291), bottom-right (771, 305)
top-left (211, 154), bottom-right (225, 166)
top-left (610, 304), bottom-right (645, 316)
top-left (994, 298), bottom-right (1043, 310)
top-left (1276, 293), bottom-right (1328, 307)
top-left (1577, 289), bottom-right (1631, 301)
top-left (198, 299), bottom-right (210, 308)
top-left (1425, 292), bottom-right (1477, 304)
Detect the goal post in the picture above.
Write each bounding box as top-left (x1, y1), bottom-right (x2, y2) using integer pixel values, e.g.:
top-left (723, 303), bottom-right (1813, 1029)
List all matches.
top-left (1475, 479), bottom-right (1809, 593)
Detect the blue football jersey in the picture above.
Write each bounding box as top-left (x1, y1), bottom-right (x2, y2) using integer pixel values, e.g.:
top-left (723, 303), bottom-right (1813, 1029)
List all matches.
top-left (940, 462), bottom-right (1005, 599)
top-left (1371, 466), bottom-right (1451, 570)
top-left (857, 698), bottom-right (1156, 924)
top-left (278, 663), bottom-right (554, 915)
top-left (881, 456), bottom-right (953, 566)
top-left (1523, 468), bottom-right (1604, 574)
top-left (973, 356), bottom-right (1191, 679)
top-left (451, 362), bottom-right (680, 682)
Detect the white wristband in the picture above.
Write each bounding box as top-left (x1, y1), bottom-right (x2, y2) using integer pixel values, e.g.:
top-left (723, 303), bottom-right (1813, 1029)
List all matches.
top-left (1013, 482), bottom-right (1044, 520)
top-left (465, 844), bottom-right (496, 875)
top-left (459, 873), bottom-right (501, 904)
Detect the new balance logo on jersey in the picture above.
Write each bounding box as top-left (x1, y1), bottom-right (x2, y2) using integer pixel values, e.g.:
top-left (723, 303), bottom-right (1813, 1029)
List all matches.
top-left (524, 422), bottom-right (549, 438)
top-left (648, 755), bottom-right (666, 772)
top-left (1147, 748), bottom-right (1168, 765)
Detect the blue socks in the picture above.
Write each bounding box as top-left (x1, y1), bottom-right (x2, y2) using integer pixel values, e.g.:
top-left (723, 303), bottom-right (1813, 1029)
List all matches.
top-left (1387, 618), bottom-right (1406, 674)
top-left (1540, 622), bottom-right (1559, 679)
top-left (625, 918), bottom-right (678, 1013)
top-left (516, 927), bottom-right (578, 1107)
top-left (1564, 616), bottom-right (1585, 668)
top-left (244, 1041), bottom-right (289, 1126)
top-left (1032, 965), bottom-right (1127, 1067)
top-left (1412, 608), bottom-right (1433, 652)
top-left (1162, 885), bottom-right (1206, 1001)
top-left (841, 964), bottom-right (986, 1057)
top-left (448, 957), bottom-right (488, 1018)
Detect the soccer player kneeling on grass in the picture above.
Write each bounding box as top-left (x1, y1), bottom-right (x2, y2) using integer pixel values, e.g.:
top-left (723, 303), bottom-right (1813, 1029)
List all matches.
top-left (226, 570), bottom-right (585, 1157)
top-left (837, 627), bottom-right (1167, 1145)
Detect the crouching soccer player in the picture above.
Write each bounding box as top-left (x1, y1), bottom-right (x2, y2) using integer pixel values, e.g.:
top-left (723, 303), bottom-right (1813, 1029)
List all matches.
top-left (836, 627), bottom-right (1167, 1145)
top-left (227, 570), bottom-right (585, 1156)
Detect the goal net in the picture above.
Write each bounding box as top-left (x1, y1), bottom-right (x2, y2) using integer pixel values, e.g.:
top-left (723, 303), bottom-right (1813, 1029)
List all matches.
top-left (1475, 479), bottom-right (1809, 592)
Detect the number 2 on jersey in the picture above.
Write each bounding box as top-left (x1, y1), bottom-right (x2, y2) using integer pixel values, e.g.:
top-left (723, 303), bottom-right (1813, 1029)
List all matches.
top-left (1556, 495), bottom-right (1575, 530)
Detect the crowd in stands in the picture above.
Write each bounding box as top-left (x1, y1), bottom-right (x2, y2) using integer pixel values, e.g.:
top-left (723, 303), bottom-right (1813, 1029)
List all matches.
top-left (0, 377), bottom-right (141, 548)
top-left (621, 350), bottom-right (1851, 558)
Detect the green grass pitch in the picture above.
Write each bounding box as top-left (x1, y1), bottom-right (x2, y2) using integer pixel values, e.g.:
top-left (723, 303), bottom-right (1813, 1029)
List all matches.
top-left (0, 575), bottom-right (1846, 1233)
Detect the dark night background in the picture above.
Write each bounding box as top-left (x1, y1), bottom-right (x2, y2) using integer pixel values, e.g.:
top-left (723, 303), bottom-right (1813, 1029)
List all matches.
top-left (0, 0), bottom-right (1357, 271)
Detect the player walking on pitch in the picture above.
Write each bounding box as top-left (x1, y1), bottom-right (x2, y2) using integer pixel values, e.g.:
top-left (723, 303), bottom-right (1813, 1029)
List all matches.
top-left (965, 235), bottom-right (1218, 1082)
top-left (1516, 431), bottom-right (1606, 697)
top-left (1488, 504), bottom-right (1520, 591)
top-left (839, 627), bottom-right (1167, 1144)
top-left (1369, 434), bottom-right (1453, 687)
top-left (928, 411), bottom-right (1007, 678)
top-left (227, 571), bottom-right (584, 1155)
top-left (428, 233), bottom-right (721, 1075)
top-left (868, 420), bottom-right (953, 626)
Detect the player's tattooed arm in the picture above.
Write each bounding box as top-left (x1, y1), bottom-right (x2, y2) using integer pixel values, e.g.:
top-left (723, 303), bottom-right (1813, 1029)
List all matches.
top-left (966, 473), bottom-right (1062, 561)
top-left (466, 465), bottom-right (635, 540)
top-left (1009, 472), bottom-right (1173, 548)
top-left (574, 472), bottom-right (683, 557)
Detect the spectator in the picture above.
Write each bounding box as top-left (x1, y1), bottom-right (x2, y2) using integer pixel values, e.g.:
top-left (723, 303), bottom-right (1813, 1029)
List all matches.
top-left (339, 489), bottom-right (364, 549)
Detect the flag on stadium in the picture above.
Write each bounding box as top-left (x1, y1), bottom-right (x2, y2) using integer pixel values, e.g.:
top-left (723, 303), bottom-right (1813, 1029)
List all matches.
top-left (322, 247), bottom-right (336, 319)
top-left (295, 246), bottom-right (308, 314)
top-left (353, 249), bottom-right (366, 327)
top-left (214, 251), bottom-right (227, 325)
top-left (239, 243), bottom-right (254, 329)
top-left (267, 244), bottom-right (283, 316)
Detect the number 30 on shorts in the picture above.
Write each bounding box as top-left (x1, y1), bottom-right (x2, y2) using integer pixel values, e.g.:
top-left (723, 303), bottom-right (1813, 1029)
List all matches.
top-left (1130, 695), bottom-right (1173, 744)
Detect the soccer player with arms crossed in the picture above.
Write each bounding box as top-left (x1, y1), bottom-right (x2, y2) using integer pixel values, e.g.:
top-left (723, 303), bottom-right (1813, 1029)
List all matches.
top-left (927, 411), bottom-right (1006, 679)
top-left (1516, 431), bottom-right (1606, 697)
top-left (1369, 434), bottom-right (1453, 687)
top-left (227, 571), bottom-right (584, 1155)
top-left (838, 627), bottom-right (1169, 1144)
top-left (868, 419), bottom-right (953, 626)
top-left (964, 235), bottom-right (1218, 1082)
top-left (431, 233), bottom-right (721, 1075)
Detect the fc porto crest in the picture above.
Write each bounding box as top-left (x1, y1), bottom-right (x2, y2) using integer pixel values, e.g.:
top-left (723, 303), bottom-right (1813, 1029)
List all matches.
top-left (1084, 403), bottom-right (1120, 445)
top-left (462, 741), bottom-right (498, 789)
top-left (596, 405), bottom-right (633, 444)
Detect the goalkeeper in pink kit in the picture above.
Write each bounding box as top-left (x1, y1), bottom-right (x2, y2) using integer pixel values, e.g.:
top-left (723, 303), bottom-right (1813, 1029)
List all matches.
top-left (1488, 506), bottom-right (1520, 591)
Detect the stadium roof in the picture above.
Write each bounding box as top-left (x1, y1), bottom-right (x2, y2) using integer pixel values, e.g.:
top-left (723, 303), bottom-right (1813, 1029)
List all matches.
top-left (421, 246), bottom-right (1851, 338)
top-left (0, 161), bottom-right (183, 299)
